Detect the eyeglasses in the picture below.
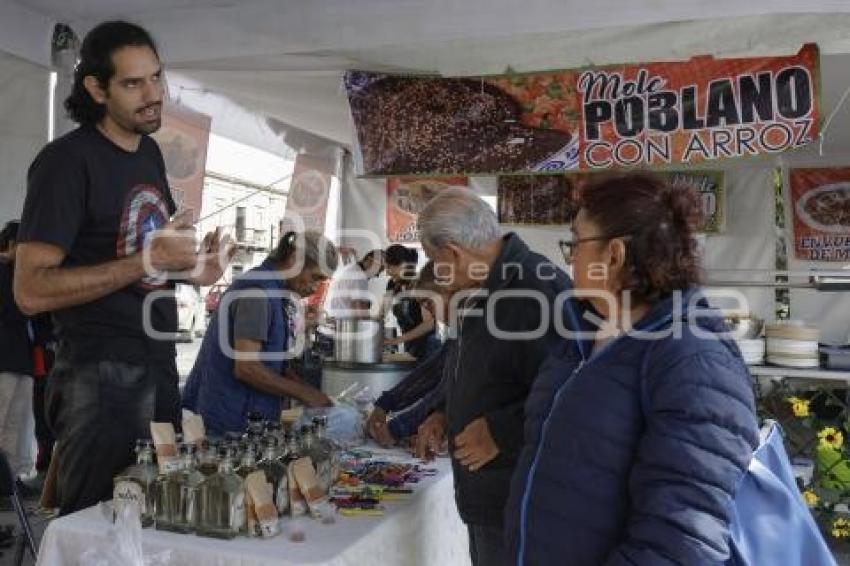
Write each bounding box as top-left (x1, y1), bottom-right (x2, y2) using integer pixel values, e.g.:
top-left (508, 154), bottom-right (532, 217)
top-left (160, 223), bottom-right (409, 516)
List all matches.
top-left (558, 233), bottom-right (632, 265)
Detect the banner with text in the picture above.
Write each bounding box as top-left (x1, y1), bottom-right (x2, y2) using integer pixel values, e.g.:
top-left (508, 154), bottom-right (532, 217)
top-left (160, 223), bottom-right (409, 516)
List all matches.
top-left (345, 44), bottom-right (819, 176)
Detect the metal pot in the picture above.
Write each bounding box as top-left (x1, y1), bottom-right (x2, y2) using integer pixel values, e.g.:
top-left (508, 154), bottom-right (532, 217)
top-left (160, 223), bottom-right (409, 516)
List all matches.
top-left (334, 317), bottom-right (384, 364)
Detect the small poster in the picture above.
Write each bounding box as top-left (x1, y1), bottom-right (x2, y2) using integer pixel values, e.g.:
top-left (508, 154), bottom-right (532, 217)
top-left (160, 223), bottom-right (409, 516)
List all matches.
top-left (386, 177), bottom-right (468, 242)
top-left (789, 168), bottom-right (850, 262)
top-left (660, 170), bottom-right (726, 233)
top-left (150, 102), bottom-right (211, 222)
top-left (498, 175), bottom-right (579, 225)
top-left (282, 154), bottom-right (335, 233)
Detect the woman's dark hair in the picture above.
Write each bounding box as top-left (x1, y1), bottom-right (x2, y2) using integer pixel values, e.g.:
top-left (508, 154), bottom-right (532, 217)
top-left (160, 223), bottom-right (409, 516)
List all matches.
top-left (579, 172), bottom-right (703, 303)
top-left (269, 231), bottom-right (298, 263)
top-left (65, 21), bottom-right (159, 125)
top-left (385, 244), bottom-right (418, 266)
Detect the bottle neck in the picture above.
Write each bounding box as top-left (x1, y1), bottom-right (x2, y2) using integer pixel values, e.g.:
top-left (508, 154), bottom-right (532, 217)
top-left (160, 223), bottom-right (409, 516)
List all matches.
top-left (182, 454), bottom-right (195, 469)
top-left (219, 458), bottom-right (234, 474)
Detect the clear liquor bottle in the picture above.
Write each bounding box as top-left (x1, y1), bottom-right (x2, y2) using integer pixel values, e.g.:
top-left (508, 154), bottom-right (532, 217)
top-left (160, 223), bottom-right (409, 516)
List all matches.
top-left (113, 439), bottom-right (158, 527)
top-left (173, 443), bottom-right (206, 533)
top-left (309, 416), bottom-right (338, 493)
top-left (244, 412), bottom-right (266, 446)
top-left (197, 449), bottom-right (246, 539)
top-left (257, 437), bottom-right (288, 516)
top-left (235, 448), bottom-right (259, 537)
top-left (153, 446), bottom-right (184, 532)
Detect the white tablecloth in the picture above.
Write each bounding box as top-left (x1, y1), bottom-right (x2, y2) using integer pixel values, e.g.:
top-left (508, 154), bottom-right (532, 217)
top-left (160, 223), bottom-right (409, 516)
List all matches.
top-left (37, 450), bottom-right (470, 566)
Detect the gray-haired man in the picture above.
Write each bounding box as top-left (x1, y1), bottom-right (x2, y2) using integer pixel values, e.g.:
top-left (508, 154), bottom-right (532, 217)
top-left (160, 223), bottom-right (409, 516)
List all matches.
top-left (414, 188), bottom-right (575, 566)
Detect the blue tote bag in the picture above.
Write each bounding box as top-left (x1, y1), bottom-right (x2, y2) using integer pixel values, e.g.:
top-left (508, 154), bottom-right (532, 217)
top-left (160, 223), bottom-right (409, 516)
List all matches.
top-left (725, 421), bottom-right (835, 566)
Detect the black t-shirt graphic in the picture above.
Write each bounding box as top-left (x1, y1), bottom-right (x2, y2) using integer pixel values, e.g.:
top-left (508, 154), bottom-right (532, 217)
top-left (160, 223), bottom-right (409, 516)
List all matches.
top-left (19, 125), bottom-right (178, 365)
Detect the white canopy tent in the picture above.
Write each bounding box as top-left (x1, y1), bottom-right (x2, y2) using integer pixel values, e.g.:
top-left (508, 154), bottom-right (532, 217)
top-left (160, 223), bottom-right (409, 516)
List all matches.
top-left (1, 0), bottom-right (849, 340)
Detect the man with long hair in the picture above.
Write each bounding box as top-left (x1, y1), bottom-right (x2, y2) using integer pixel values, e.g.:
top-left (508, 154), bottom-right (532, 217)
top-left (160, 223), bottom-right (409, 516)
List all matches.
top-left (14, 21), bottom-right (233, 514)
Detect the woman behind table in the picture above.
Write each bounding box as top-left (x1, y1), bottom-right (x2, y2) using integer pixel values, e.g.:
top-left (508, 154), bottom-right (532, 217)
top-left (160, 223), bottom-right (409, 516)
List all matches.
top-left (505, 172), bottom-right (759, 565)
top-left (383, 244), bottom-right (440, 359)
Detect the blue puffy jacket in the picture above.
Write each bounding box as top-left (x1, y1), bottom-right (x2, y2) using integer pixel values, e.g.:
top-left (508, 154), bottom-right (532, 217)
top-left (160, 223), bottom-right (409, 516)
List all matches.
top-left (505, 288), bottom-right (759, 565)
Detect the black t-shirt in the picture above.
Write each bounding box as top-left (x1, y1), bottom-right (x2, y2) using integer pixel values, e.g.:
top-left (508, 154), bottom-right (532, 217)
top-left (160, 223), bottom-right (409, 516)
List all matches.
top-left (18, 125), bottom-right (178, 365)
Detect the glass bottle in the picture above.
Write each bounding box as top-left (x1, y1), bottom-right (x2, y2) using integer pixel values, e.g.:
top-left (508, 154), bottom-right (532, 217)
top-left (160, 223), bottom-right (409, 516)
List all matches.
top-left (153, 445), bottom-right (185, 532)
top-left (299, 424), bottom-right (314, 456)
top-left (197, 449), bottom-right (246, 539)
top-left (235, 447), bottom-right (259, 536)
top-left (257, 437), bottom-right (288, 516)
top-left (113, 439), bottom-right (158, 527)
top-left (264, 421), bottom-right (283, 447)
top-left (174, 443), bottom-right (205, 533)
top-left (245, 412), bottom-right (266, 445)
top-left (309, 416), bottom-right (337, 493)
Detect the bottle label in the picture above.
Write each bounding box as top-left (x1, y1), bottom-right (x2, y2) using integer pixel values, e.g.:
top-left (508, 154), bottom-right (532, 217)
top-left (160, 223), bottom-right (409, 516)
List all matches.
top-left (114, 481), bottom-right (145, 516)
top-left (160, 457), bottom-right (181, 474)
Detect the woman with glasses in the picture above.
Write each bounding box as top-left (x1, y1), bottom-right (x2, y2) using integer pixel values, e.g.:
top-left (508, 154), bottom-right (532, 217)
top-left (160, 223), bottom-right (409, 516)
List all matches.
top-left (505, 172), bottom-right (758, 565)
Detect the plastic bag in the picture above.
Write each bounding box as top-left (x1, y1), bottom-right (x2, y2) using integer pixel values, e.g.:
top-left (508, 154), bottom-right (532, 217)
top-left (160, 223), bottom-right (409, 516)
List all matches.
top-left (81, 502), bottom-right (172, 566)
top-left (300, 405), bottom-right (364, 447)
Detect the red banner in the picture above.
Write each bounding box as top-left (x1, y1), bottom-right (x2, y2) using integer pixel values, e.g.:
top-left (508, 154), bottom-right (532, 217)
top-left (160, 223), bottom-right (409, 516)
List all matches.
top-left (151, 103), bottom-right (211, 222)
top-left (790, 168), bottom-right (850, 262)
top-left (386, 177), bottom-right (468, 242)
top-left (283, 154), bottom-right (335, 233)
top-left (345, 44), bottom-right (820, 176)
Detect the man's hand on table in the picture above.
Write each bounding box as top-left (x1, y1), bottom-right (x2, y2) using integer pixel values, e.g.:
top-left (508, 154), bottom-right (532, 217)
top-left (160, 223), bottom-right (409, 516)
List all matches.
top-left (415, 411), bottom-right (447, 462)
top-left (367, 407), bottom-right (396, 447)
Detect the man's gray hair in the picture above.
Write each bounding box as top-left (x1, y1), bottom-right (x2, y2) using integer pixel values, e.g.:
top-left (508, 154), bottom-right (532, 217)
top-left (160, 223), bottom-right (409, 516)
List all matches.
top-left (418, 188), bottom-right (501, 250)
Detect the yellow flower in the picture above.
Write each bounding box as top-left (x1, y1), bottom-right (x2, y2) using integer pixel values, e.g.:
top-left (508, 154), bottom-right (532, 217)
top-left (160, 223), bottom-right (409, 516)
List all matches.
top-left (786, 397), bottom-right (811, 418)
top-left (792, 401), bottom-right (810, 418)
top-left (803, 490), bottom-right (819, 507)
top-left (819, 427), bottom-right (844, 451)
top-left (833, 518), bottom-right (850, 539)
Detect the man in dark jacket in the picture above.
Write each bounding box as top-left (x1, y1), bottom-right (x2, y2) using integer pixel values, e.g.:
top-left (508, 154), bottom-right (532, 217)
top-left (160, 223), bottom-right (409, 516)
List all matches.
top-left (414, 188), bottom-right (574, 566)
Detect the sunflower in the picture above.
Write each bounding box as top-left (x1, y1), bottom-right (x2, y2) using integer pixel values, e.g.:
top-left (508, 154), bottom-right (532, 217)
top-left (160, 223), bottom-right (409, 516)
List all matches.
top-left (833, 518), bottom-right (850, 539)
top-left (802, 490), bottom-right (819, 507)
top-left (786, 396), bottom-right (811, 418)
top-left (819, 427), bottom-right (844, 451)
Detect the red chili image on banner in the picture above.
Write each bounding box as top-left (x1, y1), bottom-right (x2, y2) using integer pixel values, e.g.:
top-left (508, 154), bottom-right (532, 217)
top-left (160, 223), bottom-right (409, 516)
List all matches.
top-left (345, 44), bottom-right (820, 176)
top-left (790, 168), bottom-right (850, 262)
top-left (150, 103), bottom-right (211, 222)
top-left (386, 177), bottom-right (468, 242)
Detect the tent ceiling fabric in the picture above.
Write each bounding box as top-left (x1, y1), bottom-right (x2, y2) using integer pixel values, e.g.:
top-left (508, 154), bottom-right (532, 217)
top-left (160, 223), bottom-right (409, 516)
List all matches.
top-left (7, 1), bottom-right (850, 145)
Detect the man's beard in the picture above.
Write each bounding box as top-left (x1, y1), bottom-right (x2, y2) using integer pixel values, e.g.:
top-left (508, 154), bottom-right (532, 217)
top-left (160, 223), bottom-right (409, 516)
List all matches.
top-left (134, 118), bottom-right (161, 135)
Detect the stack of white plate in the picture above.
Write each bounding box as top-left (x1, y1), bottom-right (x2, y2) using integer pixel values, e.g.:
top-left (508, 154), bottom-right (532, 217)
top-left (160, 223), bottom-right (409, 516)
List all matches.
top-left (737, 338), bottom-right (766, 365)
top-left (766, 323), bottom-right (820, 368)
